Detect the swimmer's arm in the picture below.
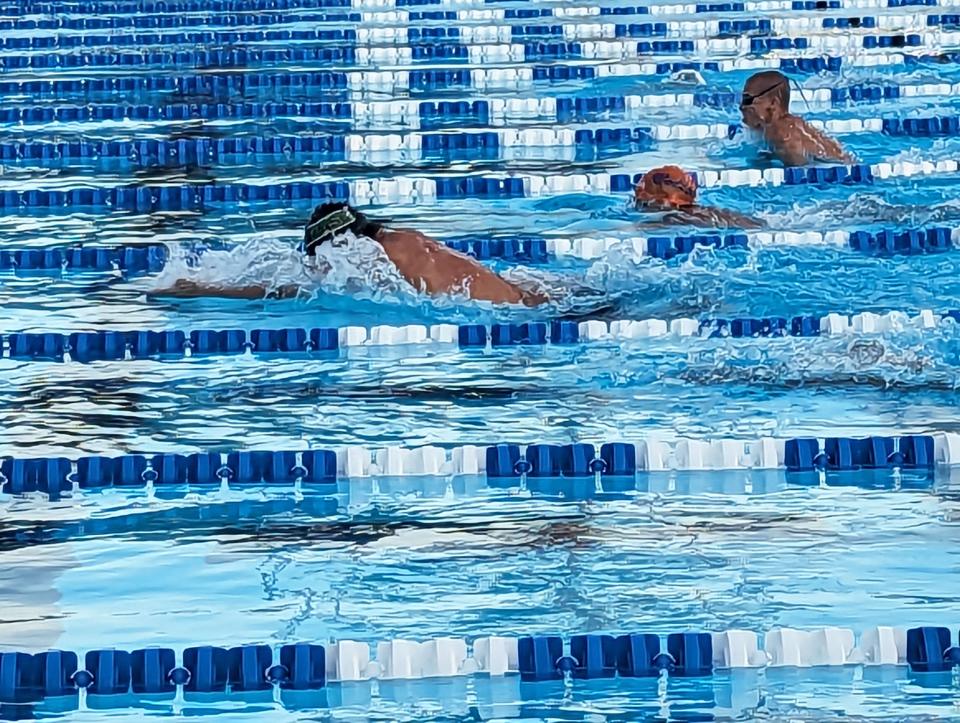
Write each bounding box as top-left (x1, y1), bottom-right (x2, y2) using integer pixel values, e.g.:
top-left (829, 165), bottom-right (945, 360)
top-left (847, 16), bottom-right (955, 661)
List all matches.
top-left (635, 208), bottom-right (765, 230)
top-left (715, 208), bottom-right (766, 230)
top-left (149, 279), bottom-right (301, 299)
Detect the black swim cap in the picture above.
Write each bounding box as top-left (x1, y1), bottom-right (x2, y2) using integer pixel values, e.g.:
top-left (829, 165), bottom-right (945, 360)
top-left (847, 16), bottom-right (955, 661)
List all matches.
top-left (302, 203), bottom-right (385, 255)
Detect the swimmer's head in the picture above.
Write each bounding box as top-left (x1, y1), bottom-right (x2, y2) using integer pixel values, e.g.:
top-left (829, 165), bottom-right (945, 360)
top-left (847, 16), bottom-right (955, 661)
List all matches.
top-left (302, 203), bottom-right (384, 255)
top-left (740, 70), bottom-right (790, 129)
top-left (634, 165), bottom-right (698, 210)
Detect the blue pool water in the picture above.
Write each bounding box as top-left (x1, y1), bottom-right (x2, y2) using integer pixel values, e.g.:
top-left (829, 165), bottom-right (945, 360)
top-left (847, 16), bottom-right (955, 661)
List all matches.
top-left (4, 0), bottom-right (960, 720)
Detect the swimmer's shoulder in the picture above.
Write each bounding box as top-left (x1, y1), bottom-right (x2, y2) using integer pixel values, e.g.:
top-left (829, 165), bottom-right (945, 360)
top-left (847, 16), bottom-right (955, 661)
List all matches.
top-left (779, 114), bottom-right (852, 163)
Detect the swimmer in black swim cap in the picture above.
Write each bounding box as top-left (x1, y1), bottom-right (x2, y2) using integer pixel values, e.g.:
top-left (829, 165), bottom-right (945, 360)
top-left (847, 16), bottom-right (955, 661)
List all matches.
top-left (301, 202), bottom-right (385, 256)
top-left (157, 202), bottom-right (546, 305)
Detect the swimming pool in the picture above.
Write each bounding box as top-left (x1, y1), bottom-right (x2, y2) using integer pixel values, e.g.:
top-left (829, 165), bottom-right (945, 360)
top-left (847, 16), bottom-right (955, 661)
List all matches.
top-left (3, 0), bottom-right (960, 720)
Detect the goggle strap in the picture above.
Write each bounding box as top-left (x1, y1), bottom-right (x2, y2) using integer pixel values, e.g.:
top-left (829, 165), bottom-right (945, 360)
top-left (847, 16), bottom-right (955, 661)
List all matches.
top-left (306, 206), bottom-right (356, 245)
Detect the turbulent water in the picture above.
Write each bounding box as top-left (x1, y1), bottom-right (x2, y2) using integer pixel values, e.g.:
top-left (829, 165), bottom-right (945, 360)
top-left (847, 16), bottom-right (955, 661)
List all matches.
top-left (7, 9), bottom-right (960, 722)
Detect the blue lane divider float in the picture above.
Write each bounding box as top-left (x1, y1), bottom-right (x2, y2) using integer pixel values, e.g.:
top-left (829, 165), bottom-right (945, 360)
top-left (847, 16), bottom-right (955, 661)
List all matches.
top-left (0, 238), bottom-right (549, 274)
top-left (0, 0), bottom-right (631, 13)
top-left (0, 432), bottom-right (951, 500)
top-left (0, 0), bottom-right (918, 21)
top-left (433, 227), bottom-right (957, 260)
top-left (0, 65), bottom-right (677, 98)
top-left (0, 225), bottom-right (952, 280)
top-left (0, 39), bottom-right (844, 74)
top-left (822, 16), bottom-right (877, 28)
top-left (0, 625), bottom-right (957, 705)
top-left (0, 180), bottom-right (348, 213)
top-left (0, 306), bottom-right (957, 365)
top-left (0, 11), bottom-right (369, 30)
top-left (7, 119), bottom-right (960, 169)
top-left (0, 47), bottom-right (363, 71)
top-left (0, 71), bottom-right (351, 99)
top-left (543, 226), bottom-right (954, 261)
top-left (0, 100), bottom-right (357, 126)
top-left (0, 245), bottom-right (168, 273)
top-left (882, 116), bottom-right (960, 136)
top-left (0, 44), bottom-right (923, 78)
top-left (0, 4), bottom-right (651, 31)
top-left (3, 80), bottom-right (951, 131)
top-left (781, 435), bottom-right (937, 472)
top-left (0, 24), bottom-right (690, 53)
top-left (0, 156), bottom-right (952, 216)
top-left (646, 227), bottom-right (955, 258)
top-left (0, 51), bottom-right (934, 101)
top-left (0, 236), bottom-right (552, 273)
top-left (0, 65), bottom-right (658, 98)
top-left (0, 0), bottom-right (396, 13)
top-left (930, 13), bottom-right (960, 27)
top-left (0, 23), bottom-right (685, 50)
top-left (0, 29), bottom-right (360, 49)
top-left (0, 0), bottom-right (876, 18)
top-left (0, 127), bottom-right (656, 166)
top-left (0, 136), bottom-right (351, 165)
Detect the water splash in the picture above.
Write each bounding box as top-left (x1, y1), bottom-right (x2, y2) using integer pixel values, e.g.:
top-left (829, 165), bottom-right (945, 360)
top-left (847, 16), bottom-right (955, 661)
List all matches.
top-left (152, 231), bottom-right (420, 306)
top-left (763, 192), bottom-right (960, 231)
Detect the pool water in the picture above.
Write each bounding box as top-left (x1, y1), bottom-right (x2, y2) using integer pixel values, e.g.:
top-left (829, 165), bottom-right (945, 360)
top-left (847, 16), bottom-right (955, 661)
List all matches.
top-left (3, 0), bottom-right (960, 720)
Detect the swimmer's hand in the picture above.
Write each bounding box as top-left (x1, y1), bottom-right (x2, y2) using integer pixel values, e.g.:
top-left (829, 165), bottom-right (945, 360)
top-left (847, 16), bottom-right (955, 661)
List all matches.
top-left (149, 279), bottom-right (301, 300)
top-left (521, 289), bottom-right (549, 307)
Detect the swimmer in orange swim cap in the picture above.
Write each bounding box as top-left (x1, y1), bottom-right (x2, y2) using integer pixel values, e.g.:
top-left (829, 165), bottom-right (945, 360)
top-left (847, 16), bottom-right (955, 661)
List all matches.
top-left (634, 165), bottom-right (765, 229)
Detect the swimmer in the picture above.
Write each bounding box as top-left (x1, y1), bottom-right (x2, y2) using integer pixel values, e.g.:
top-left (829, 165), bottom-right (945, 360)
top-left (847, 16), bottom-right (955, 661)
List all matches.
top-left (634, 165), bottom-right (765, 229)
top-left (740, 70), bottom-right (854, 167)
top-left (158, 203), bottom-right (546, 306)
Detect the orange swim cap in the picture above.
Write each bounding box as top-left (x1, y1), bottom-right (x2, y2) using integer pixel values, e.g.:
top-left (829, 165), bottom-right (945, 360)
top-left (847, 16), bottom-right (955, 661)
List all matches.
top-left (634, 165), bottom-right (698, 209)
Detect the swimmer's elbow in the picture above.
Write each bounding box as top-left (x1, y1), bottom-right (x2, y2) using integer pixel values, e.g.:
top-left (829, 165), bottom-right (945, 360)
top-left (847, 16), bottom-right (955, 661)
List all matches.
top-left (521, 290), bottom-right (549, 307)
top-left (270, 284), bottom-right (302, 300)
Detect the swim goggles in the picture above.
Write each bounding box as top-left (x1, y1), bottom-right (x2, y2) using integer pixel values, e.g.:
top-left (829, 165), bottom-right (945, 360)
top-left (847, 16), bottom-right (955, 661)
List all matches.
top-left (304, 205), bottom-right (358, 251)
top-left (739, 78), bottom-right (786, 107)
top-left (647, 171), bottom-right (697, 199)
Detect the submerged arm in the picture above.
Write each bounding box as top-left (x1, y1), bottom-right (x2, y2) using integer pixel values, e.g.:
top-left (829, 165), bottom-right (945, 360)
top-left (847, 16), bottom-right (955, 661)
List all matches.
top-left (636, 207), bottom-right (765, 230)
top-left (150, 279), bottom-right (302, 300)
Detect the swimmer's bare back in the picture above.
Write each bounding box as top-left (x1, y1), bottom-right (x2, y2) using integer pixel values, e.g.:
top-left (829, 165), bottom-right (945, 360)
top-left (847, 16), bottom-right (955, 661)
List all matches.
top-left (375, 228), bottom-right (546, 306)
top-left (151, 231), bottom-right (546, 306)
top-left (764, 115), bottom-right (854, 167)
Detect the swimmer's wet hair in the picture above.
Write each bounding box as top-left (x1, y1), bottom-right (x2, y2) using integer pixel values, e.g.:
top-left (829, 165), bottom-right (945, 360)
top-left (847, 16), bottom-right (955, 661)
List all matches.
top-left (303, 203), bottom-right (385, 255)
top-left (742, 70), bottom-right (790, 109)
